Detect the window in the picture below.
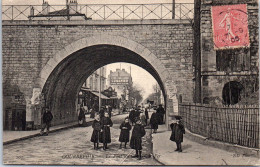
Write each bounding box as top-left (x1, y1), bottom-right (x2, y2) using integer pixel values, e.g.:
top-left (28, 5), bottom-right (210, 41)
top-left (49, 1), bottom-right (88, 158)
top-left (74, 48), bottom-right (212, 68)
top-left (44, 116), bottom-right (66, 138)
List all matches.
top-left (222, 81), bottom-right (244, 105)
top-left (216, 48), bottom-right (250, 72)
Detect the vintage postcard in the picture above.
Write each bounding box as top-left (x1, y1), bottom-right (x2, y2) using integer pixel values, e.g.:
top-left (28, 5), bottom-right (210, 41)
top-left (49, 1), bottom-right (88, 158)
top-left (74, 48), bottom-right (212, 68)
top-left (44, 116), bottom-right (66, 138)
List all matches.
top-left (2, 0), bottom-right (259, 166)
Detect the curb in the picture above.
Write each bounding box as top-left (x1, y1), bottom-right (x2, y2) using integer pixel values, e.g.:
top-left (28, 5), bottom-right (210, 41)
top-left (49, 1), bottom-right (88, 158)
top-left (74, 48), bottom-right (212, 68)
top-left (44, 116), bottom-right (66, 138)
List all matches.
top-left (185, 129), bottom-right (260, 158)
top-left (3, 113), bottom-right (124, 145)
top-left (3, 122), bottom-right (82, 145)
top-left (151, 133), bottom-right (166, 165)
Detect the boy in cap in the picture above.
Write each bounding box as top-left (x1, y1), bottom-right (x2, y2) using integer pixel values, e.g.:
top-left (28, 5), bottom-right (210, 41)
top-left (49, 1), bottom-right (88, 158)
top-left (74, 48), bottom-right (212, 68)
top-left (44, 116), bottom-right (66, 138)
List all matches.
top-left (170, 115), bottom-right (185, 152)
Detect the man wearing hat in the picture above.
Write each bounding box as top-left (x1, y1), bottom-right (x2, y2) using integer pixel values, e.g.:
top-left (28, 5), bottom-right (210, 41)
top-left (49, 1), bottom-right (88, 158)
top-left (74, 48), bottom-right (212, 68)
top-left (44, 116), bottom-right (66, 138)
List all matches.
top-left (40, 107), bottom-right (53, 136)
top-left (170, 115), bottom-right (185, 152)
top-left (156, 104), bottom-right (165, 124)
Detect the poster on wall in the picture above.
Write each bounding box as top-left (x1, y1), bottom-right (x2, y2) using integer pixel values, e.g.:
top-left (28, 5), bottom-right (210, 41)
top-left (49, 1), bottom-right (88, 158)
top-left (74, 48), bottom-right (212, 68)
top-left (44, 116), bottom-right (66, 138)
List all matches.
top-left (211, 4), bottom-right (250, 50)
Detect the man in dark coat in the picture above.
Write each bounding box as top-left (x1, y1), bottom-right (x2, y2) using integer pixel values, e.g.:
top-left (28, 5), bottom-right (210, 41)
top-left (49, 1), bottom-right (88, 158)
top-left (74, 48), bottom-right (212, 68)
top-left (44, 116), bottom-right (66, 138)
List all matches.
top-left (40, 107), bottom-right (53, 136)
top-left (91, 115), bottom-right (101, 149)
top-left (119, 117), bottom-right (132, 149)
top-left (130, 118), bottom-right (146, 160)
top-left (144, 108), bottom-right (149, 126)
top-left (150, 110), bottom-right (159, 133)
top-left (170, 116), bottom-right (185, 152)
top-left (99, 107), bottom-right (105, 119)
top-left (129, 109), bottom-right (135, 125)
top-left (100, 112), bottom-right (113, 150)
top-left (78, 105), bottom-right (86, 127)
top-left (156, 104), bottom-right (165, 124)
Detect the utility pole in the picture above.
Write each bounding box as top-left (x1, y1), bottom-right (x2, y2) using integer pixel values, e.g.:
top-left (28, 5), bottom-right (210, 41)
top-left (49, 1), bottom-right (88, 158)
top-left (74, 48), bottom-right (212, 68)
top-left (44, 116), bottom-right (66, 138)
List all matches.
top-left (66, 0), bottom-right (69, 20)
top-left (99, 68), bottom-right (102, 111)
top-left (172, 0), bottom-right (175, 19)
top-left (193, 0), bottom-right (201, 103)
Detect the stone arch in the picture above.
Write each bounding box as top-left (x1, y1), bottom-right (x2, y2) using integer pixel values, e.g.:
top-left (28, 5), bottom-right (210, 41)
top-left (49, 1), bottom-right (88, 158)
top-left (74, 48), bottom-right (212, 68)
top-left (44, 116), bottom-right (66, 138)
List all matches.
top-left (38, 34), bottom-right (178, 126)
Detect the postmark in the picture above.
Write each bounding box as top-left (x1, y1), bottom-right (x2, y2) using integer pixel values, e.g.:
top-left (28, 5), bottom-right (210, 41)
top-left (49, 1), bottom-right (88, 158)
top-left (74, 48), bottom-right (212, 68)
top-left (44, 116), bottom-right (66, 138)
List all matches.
top-left (211, 4), bottom-right (250, 50)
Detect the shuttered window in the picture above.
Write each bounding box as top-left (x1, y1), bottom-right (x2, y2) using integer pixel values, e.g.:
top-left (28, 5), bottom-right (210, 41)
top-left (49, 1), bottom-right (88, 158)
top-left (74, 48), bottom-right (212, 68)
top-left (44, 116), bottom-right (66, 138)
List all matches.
top-left (216, 48), bottom-right (250, 72)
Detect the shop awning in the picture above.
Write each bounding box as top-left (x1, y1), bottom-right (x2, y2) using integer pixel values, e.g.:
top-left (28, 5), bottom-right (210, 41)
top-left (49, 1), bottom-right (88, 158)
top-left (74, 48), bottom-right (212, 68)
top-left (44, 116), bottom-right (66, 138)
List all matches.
top-left (91, 92), bottom-right (110, 100)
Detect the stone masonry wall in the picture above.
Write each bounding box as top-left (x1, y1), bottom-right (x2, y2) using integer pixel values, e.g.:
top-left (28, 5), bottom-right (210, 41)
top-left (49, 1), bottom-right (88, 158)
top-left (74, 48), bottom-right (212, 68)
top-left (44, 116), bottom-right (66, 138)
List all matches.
top-left (200, 0), bottom-right (259, 104)
top-left (2, 20), bottom-right (194, 125)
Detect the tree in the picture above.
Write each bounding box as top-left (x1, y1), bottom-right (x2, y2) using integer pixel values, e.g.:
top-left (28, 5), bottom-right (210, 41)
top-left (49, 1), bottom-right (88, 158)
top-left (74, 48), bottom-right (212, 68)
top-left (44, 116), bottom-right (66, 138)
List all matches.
top-left (128, 84), bottom-right (143, 107)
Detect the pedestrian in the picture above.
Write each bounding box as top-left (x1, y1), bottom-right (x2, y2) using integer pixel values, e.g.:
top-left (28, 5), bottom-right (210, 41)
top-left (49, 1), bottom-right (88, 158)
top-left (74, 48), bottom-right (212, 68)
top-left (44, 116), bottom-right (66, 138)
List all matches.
top-left (170, 116), bottom-right (185, 152)
top-left (119, 117), bottom-right (132, 149)
top-left (145, 108), bottom-right (149, 126)
top-left (129, 109), bottom-right (135, 125)
top-left (156, 104), bottom-right (165, 124)
top-left (40, 107), bottom-right (53, 136)
top-left (108, 105), bottom-right (112, 118)
top-left (99, 106), bottom-right (105, 119)
top-left (100, 112), bottom-right (113, 150)
top-left (90, 108), bottom-right (95, 118)
top-left (150, 110), bottom-right (159, 133)
top-left (91, 115), bottom-right (101, 150)
top-left (130, 118), bottom-right (146, 160)
top-left (140, 112), bottom-right (146, 126)
top-left (78, 105), bottom-right (85, 127)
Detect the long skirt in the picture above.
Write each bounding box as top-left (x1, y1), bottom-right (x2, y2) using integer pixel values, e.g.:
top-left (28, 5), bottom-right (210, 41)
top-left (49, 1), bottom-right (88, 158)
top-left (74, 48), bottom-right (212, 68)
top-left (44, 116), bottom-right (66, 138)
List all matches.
top-left (100, 127), bottom-right (111, 143)
top-left (130, 137), bottom-right (142, 150)
top-left (119, 130), bottom-right (130, 142)
top-left (151, 123), bottom-right (158, 130)
top-left (91, 130), bottom-right (100, 143)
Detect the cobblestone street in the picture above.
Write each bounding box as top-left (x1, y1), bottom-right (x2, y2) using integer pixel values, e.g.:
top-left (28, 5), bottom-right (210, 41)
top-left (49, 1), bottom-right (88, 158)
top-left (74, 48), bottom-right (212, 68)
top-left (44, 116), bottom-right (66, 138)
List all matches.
top-left (3, 114), bottom-right (160, 165)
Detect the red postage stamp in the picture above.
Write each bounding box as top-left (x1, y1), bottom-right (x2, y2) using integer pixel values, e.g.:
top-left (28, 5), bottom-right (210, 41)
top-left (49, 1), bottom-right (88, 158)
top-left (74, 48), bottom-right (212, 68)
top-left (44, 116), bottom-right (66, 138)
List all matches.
top-left (211, 4), bottom-right (250, 50)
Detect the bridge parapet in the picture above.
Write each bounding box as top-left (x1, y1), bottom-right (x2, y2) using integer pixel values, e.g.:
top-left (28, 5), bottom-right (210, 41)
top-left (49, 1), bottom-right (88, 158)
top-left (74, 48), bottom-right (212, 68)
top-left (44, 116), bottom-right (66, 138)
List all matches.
top-left (2, 3), bottom-right (194, 21)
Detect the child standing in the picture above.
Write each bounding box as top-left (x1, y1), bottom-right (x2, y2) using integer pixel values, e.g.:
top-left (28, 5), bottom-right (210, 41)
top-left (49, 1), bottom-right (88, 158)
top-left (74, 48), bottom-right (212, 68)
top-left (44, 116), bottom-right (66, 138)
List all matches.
top-left (91, 115), bottom-right (101, 150)
top-left (119, 117), bottom-right (132, 149)
top-left (100, 112), bottom-right (113, 150)
top-left (170, 115), bottom-right (185, 152)
top-left (130, 118), bottom-right (146, 160)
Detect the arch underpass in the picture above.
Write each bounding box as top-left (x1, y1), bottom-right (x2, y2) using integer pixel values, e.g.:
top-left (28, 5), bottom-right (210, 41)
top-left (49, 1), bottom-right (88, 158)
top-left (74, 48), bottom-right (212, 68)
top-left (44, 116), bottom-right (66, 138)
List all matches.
top-left (39, 35), bottom-right (178, 126)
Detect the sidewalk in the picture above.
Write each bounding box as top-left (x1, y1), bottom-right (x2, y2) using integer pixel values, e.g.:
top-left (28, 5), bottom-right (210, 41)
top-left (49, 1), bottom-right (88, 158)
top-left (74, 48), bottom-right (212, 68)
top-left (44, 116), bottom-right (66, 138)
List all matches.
top-left (3, 109), bottom-right (123, 145)
top-left (152, 125), bottom-right (260, 165)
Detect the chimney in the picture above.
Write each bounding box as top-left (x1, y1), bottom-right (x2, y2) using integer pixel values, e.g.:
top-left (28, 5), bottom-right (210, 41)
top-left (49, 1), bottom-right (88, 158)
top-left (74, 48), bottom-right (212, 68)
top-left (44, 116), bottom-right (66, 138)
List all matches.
top-left (42, 1), bottom-right (50, 15)
top-left (69, 0), bottom-right (77, 14)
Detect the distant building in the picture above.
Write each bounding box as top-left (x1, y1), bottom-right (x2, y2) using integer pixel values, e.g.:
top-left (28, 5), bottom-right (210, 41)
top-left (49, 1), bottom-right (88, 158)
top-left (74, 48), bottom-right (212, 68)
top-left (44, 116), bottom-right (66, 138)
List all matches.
top-left (78, 67), bottom-right (108, 109)
top-left (28, 0), bottom-right (90, 21)
top-left (107, 68), bottom-right (133, 103)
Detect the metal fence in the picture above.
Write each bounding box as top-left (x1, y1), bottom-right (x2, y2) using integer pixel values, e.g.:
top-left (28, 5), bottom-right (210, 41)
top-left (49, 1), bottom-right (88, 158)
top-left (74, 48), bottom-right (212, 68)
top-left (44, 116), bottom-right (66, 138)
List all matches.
top-left (2, 3), bottom-right (194, 21)
top-left (179, 103), bottom-right (259, 148)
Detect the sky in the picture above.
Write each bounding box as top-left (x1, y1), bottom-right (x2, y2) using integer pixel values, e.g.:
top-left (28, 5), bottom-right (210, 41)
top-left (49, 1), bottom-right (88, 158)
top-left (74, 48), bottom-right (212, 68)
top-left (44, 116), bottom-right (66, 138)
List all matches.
top-left (105, 63), bottom-right (157, 100)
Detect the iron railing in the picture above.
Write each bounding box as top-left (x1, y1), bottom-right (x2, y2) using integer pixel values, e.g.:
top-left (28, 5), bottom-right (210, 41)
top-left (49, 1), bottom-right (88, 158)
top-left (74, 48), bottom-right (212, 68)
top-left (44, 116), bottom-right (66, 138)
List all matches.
top-left (2, 3), bottom-right (194, 21)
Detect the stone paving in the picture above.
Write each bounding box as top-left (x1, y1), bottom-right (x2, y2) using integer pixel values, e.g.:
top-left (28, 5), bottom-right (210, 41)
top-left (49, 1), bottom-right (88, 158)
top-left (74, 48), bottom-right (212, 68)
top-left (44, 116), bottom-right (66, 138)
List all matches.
top-left (3, 114), bottom-right (160, 165)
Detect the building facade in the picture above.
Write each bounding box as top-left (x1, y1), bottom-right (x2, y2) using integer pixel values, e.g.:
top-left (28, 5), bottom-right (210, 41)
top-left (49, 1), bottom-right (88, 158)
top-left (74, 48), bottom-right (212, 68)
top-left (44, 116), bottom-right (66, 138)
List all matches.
top-left (107, 69), bottom-right (133, 107)
top-left (78, 67), bottom-right (107, 109)
top-left (200, 0), bottom-right (259, 105)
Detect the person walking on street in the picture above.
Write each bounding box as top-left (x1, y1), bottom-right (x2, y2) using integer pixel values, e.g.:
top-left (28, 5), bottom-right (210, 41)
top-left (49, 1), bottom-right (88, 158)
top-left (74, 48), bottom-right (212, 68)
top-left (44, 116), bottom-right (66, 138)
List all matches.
top-left (99, 106), bottom-right (105, 119)
top-left (78, 104), bottom-right (85, 127)
top-left (140, 112), bottom-right (146, 126)
top-left (129, 109), bottom-right (135, 125)
top-left (150, 110), bottom-right (159, 133)
top-left (130, 118), bottom-right (146, 160)
top-left (100, 112), bottom-right (113, 150)
top-left (40, 107), bottom-right (53, 136)
top-left (91, 115), bottom-right (101, 150)
top-left (156, 104), bottom-right (165, 124)
top-left (144, 108), bottom-right (149, 126)
top-left (119, 117), bottom-right (132, 149)
top-left (170, 116), bottom-right (185, 152)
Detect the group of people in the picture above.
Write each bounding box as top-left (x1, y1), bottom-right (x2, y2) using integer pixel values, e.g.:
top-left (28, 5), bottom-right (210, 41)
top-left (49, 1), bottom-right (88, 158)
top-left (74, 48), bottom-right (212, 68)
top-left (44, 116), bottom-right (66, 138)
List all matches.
top-left (90, 111), bottom-right (146, 160)
top-left (40, 104), bottom-right (186, 156)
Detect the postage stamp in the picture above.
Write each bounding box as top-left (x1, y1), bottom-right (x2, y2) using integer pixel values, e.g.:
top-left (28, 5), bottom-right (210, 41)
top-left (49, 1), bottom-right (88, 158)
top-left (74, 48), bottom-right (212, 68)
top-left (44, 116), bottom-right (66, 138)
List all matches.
top-left (211, 4), bottom-right (250, 50)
